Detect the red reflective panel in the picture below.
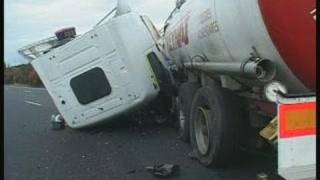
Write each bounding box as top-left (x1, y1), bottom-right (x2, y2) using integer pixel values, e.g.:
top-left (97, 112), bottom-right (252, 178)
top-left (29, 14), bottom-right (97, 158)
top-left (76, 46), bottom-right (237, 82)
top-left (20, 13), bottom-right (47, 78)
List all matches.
top-left (279, 102), bottom-right (316, 138)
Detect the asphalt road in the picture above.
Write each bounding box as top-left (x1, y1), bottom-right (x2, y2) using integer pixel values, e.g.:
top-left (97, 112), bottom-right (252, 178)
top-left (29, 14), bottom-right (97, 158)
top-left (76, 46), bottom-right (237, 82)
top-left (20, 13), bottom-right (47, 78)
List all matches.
top-left (4, 85), bottom-right (282, 180)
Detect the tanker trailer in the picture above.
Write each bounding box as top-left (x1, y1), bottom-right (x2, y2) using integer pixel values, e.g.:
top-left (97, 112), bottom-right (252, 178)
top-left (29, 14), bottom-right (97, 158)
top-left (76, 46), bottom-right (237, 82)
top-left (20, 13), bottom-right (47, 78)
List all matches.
top-left (162, 0), bottom-right (316, 179)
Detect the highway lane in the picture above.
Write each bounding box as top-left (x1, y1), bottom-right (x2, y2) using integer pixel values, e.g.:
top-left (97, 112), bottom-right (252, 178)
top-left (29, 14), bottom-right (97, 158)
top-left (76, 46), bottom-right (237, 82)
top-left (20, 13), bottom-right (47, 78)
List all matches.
top-left (4, 85), bottom-right (282, 180)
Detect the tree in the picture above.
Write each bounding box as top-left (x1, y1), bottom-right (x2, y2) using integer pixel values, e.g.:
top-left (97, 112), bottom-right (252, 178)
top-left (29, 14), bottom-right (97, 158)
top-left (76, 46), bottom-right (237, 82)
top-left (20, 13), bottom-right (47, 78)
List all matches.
top-left (4, 63), bottom-right (43, 86)
top-left (28, 68), bottom-right (42, 86)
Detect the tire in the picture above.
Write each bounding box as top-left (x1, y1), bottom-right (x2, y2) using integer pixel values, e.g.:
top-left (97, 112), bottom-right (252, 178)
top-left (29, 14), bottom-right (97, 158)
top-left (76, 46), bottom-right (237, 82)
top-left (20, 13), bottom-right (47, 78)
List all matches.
top-left (177, 82), bottom-right (199, 142)
top-left (189, 85), bottom-right (243, 167)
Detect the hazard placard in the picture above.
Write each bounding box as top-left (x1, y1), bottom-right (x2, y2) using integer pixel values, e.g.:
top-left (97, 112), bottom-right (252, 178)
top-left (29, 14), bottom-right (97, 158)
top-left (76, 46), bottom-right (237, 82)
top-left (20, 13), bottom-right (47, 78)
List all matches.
top-left (279, 102), bottom-right (316, 138)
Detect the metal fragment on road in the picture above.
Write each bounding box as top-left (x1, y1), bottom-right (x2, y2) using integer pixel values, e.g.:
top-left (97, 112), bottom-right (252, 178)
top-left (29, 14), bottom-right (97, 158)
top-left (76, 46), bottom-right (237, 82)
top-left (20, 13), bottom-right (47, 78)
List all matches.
top-left (51, 114), bottom-right (65, 130)
top-left (256, 173), bottom-right (269, 180)
top-left (145, 164), bottom-right (180, 178)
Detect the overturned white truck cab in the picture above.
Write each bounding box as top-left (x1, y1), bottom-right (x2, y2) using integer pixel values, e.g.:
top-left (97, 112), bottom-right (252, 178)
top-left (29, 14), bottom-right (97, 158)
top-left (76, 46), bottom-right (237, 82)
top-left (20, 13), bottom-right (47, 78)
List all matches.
top-left (18, 3), bottom-right (171, 128)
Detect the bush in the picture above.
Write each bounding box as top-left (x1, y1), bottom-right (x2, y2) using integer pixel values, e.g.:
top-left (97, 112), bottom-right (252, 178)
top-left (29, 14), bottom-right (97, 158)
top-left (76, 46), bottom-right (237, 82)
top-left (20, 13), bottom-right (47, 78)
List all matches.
top-left (4, 63), bottom-right (43, 87)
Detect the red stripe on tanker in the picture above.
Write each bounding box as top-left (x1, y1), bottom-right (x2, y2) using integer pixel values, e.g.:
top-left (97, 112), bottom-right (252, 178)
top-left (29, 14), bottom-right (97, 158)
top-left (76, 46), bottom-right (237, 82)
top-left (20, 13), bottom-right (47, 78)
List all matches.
top-left (259, 0), bottom-right (316, 91)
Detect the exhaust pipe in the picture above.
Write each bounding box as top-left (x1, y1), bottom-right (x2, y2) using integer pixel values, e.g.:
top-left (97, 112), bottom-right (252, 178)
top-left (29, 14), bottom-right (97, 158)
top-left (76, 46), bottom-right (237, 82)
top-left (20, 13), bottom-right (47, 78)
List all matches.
top-left (183, 59), bottom-right (276, 82)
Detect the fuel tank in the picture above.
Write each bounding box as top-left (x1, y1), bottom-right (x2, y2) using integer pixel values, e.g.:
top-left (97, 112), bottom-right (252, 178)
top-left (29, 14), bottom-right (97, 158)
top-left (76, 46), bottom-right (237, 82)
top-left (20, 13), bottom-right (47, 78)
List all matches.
top-left (163, 0), bottom-right (316, 93)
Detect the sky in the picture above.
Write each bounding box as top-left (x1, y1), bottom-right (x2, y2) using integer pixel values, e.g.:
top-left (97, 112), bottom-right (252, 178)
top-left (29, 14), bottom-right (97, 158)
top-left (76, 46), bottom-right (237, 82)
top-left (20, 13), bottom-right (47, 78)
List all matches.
top-left (4, 0), bottom-right (175, 66)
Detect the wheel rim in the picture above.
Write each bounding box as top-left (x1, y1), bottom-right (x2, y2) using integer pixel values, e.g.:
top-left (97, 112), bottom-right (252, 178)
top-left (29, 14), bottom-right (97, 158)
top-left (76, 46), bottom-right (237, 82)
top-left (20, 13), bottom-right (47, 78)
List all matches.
top-left (194, 107), bottom-right (210, 155)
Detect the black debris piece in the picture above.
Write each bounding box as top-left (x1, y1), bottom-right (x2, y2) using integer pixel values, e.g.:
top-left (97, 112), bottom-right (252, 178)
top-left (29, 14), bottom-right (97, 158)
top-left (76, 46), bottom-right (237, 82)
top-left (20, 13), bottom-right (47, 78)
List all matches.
top-left (145, 164), bottom-right (180, 178)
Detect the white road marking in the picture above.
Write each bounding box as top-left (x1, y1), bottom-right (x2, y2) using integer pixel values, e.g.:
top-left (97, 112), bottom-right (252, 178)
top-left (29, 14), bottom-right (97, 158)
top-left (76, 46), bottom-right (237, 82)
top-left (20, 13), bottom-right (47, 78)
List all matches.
top-left (25, 101), bottom-right (42, 107)
top-left (24, 90), bottom-right (32, 93)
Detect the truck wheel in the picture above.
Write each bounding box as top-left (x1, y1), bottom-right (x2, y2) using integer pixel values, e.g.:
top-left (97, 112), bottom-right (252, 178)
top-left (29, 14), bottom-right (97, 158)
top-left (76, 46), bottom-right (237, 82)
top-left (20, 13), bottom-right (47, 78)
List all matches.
top-left (189, 85), bottom-right (242, 167)
top-left (177, 82), bottom-right (199, 142)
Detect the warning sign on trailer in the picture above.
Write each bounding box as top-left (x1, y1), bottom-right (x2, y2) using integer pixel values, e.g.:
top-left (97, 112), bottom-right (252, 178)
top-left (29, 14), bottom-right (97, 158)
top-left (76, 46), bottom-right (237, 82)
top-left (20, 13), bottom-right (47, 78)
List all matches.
top-left (279, 102), bottom-right (316, 138)
top-left (278, 98), bottom-right (316, 180)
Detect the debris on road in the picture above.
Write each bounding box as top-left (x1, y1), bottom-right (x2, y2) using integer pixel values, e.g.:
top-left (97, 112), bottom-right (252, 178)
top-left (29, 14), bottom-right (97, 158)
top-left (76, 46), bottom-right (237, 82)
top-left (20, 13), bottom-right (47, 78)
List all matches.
top-left (51, 114), bottom-right (65, 130)
top-left (256, 173), bottom-right (269, 180)
top-left (145, 164), bottom-right (180, 178)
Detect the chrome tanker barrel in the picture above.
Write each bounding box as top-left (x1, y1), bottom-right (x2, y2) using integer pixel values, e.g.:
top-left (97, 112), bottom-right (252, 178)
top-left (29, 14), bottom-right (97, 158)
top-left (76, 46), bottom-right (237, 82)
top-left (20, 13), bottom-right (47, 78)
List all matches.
top-left (163, 0), bottom-right (316, 94)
